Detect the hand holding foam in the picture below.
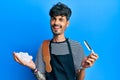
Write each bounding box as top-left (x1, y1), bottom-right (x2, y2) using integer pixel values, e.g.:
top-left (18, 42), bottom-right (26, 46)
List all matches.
top-left (15, 52), bottom-right (33, 62)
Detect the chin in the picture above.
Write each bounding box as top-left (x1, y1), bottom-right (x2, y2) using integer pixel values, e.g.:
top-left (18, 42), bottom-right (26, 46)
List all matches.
top-left (54, 33), bottom-right (61, 35)
top-left (53, 32), bottom-right (61, 35)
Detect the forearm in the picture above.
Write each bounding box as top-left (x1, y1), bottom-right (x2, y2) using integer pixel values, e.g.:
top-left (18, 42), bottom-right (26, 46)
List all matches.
top-left (77, 69), bottom-right (85, 80)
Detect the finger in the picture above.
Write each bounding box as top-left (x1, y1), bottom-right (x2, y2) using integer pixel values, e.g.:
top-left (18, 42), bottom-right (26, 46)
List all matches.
top-left (88, 54), bottom-right (98, 60)
top-left (14, 55), bottom-right (19, 62)
top-left (87, 58), bottom-right (95, 63)
top-left (16, 56), bottom-right (25, 65)
top-left (13, 53), bottom-right (26, 65)
top-left (92, 53), bottom-right (98, 58)
top-left (86, 60), bottom-right (93, 66)
top-left (91, 52), bottom-right (99, 59)
top-left (13, 53), bottom-right (20, 62)
top-left (14, 54), bottom-right (22, 63)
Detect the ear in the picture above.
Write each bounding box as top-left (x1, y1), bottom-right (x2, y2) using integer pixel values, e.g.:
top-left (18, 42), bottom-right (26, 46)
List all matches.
top-left (66, 21), bottom-right (70, 27)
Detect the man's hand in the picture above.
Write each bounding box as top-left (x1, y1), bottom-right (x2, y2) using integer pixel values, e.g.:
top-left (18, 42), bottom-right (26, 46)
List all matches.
top-left (81, 52), bottom-right (98, 68)
top-left (13, 52), bottom-right (36, 70)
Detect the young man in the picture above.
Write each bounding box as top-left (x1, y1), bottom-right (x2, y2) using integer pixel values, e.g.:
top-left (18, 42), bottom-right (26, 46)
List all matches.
top-left (13, 2), bottom-right (98, 80)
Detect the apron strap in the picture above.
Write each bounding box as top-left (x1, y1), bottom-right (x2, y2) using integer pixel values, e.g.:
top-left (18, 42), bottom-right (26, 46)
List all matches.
top-left (42, 40), bottom-right (52, 72)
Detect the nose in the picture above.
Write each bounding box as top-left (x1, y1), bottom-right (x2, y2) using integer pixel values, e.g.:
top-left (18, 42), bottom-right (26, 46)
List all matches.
top-left (54, 19), bottom-right (59, 25)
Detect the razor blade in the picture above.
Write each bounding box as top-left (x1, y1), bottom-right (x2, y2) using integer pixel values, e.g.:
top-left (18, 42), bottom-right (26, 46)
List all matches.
top-left (84, 40), bottom-right (95, 53)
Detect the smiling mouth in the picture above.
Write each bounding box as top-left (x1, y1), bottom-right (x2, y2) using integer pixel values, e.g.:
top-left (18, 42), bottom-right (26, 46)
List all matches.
top-left (53, 25), bottom-right (62, 30)
top-left (53, 26), bottom-right (59, 30)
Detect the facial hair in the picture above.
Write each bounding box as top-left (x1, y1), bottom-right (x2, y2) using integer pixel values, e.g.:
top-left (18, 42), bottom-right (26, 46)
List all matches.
top-left (51, 24), bottom-right (62, 35)
top-left (53, 24), bottom-right (62, 28)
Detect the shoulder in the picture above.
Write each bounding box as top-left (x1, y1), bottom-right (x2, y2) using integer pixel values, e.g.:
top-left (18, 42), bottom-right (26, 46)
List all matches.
top-left (68, 39), bottom-right (82, 47)
top-left (68, 39), bottom-right (79, 43)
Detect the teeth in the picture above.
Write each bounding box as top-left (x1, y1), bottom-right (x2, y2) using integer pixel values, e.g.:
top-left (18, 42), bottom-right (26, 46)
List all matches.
top-left (54, 26), bottom-right (59, 28)
top-left (53, 26), bottom-right (60, 30)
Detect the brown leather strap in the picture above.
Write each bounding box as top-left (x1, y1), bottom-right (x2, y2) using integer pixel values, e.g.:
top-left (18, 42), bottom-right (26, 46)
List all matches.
top-left (42, 40), bottom-right (52, 72)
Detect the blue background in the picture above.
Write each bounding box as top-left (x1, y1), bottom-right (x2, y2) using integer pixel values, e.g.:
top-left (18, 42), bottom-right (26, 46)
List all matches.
top-left (0, 0), bottom-right (120, 80)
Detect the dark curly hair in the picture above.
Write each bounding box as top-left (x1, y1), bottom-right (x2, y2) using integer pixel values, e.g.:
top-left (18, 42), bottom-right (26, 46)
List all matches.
top-left (49, 2), bottom-right (72, 20)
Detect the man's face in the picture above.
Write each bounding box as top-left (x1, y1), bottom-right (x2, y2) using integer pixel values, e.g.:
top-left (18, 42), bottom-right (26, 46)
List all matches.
top-left (50, 16), bottom-right (69, 35)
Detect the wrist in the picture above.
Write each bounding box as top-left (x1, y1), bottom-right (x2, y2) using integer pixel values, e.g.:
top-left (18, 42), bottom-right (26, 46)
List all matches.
top-left (29, 64), bottom-right (36, 70)
top-left (31, 67), bottom-right (38, 73)
top-left (80, 66), bottom-right (86, 70)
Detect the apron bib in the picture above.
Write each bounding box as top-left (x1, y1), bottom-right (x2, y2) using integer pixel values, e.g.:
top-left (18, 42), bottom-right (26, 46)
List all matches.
top-left (45, 39), bottom-right (76, 80)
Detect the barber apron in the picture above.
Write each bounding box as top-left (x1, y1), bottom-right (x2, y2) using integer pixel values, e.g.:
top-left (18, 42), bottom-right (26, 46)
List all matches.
top-left (45, 39), bottom-right (76, 80)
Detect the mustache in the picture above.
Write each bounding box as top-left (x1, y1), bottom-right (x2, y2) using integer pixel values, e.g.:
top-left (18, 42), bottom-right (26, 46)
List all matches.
top-left (53, 24), bottom-right (62, 28)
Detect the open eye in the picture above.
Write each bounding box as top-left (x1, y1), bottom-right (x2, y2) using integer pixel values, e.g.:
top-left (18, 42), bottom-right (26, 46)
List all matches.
top-left (59, 17), bottom-right (64, 22)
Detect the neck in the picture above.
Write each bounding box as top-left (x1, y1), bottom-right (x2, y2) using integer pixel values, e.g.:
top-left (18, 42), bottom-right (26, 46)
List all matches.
top-left (52, 34), bottom-right (66, 42)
